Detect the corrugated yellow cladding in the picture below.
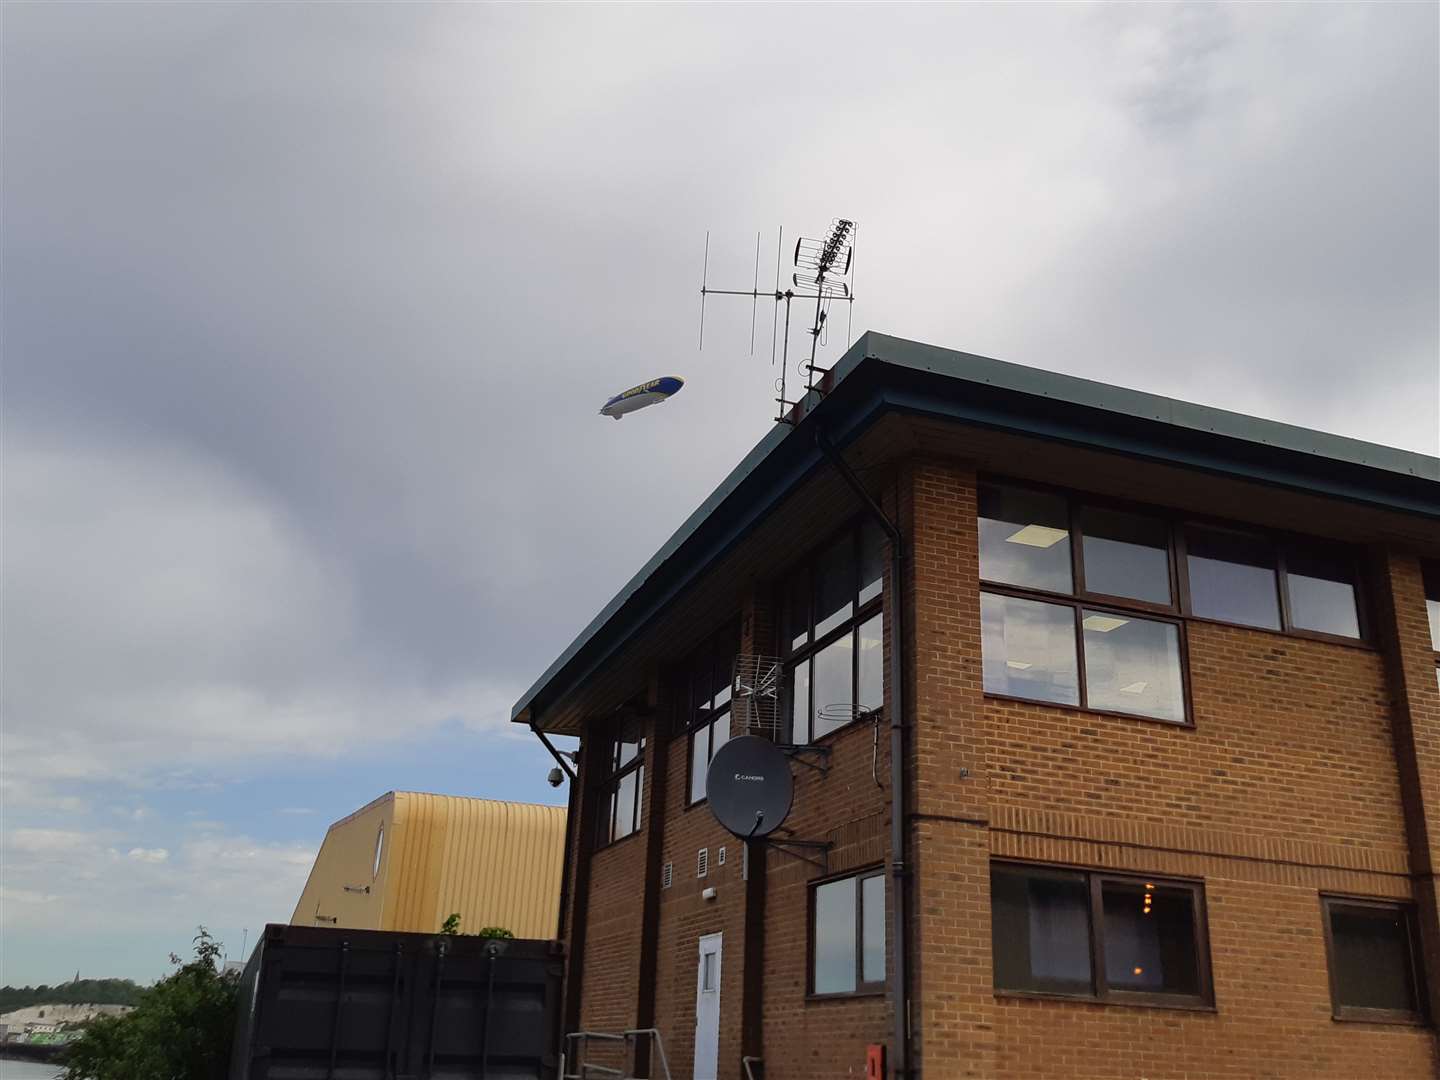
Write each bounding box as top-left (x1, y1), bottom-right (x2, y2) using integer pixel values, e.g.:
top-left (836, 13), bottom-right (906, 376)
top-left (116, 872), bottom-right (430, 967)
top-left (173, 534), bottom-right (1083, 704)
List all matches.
top-left (290, 792), bottom-right (566, 938)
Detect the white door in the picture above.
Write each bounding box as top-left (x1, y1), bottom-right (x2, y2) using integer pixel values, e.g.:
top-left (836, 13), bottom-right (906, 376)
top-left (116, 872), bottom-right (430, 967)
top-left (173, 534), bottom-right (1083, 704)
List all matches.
top-left (693, 932), bottom-right (722, 1080)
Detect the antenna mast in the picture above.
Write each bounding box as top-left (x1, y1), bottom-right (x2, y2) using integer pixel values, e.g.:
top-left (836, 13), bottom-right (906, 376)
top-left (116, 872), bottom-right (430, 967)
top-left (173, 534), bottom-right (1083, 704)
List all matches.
top-left (699, 218), bottom-right (857, 424)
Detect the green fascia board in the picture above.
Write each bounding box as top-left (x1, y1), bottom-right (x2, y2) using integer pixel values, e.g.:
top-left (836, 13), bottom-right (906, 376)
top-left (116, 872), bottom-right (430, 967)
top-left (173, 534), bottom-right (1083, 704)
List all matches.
top-left (512, 332), bottom-right (1439, 727)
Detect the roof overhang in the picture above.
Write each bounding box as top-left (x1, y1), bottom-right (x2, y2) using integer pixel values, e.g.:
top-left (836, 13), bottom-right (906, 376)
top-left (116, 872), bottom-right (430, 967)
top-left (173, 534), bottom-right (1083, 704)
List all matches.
top-left (514, 331), bottom-right (1440, 732)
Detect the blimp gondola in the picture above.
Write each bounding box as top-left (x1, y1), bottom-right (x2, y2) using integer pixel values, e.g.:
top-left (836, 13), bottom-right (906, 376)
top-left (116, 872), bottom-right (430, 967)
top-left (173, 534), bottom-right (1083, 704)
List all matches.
top-left (599, 376), bottom-right (684, 420)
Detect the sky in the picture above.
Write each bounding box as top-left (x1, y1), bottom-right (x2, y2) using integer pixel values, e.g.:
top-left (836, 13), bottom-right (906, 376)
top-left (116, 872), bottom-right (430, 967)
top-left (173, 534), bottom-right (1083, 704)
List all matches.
top-left (2, 2), bottom-right (1436, 987)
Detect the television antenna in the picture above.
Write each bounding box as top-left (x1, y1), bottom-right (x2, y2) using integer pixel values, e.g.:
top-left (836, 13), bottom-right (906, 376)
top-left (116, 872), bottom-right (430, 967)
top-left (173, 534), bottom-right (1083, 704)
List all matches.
top-left (698, 218), bottom-right (857, 424)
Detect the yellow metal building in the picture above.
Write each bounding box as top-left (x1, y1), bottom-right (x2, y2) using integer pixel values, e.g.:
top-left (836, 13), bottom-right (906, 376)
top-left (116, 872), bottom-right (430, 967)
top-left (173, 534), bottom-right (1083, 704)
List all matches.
top-left (290, 791), bottom-right (567, 939)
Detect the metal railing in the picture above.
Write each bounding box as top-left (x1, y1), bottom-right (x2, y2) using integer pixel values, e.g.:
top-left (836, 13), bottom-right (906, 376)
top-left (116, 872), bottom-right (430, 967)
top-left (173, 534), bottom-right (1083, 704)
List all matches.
top-left (742, 1055), bottom-right (764, 1080)
top-left (560, 1028), bottom-right (672, 1080)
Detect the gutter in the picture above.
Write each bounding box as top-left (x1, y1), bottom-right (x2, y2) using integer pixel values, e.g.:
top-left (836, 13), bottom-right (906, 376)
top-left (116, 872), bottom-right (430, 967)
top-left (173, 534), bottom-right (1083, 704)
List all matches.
top-left (815, 426), bottom-right (910, 1079)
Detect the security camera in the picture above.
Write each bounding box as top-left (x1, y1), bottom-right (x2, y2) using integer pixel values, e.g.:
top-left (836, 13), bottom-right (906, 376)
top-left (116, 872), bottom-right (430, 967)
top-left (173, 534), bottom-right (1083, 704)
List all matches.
top-left (546, 766), bottom-right (565, 788)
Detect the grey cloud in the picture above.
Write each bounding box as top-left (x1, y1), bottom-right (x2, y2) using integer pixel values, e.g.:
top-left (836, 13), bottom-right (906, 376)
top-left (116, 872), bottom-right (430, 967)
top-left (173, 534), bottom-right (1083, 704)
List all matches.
top-left (2, 2), bottom-right (1435, 813)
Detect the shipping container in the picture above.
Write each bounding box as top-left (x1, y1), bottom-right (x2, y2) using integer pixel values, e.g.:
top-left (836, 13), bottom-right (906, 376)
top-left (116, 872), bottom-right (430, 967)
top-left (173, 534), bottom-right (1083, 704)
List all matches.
top-left (230, 924), bottom-right (563, 1080)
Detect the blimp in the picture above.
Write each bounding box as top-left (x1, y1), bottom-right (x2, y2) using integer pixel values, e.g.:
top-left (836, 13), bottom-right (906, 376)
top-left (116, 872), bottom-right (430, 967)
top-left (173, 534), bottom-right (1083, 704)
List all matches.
top-left (599, 376), bottom-right (684, 420)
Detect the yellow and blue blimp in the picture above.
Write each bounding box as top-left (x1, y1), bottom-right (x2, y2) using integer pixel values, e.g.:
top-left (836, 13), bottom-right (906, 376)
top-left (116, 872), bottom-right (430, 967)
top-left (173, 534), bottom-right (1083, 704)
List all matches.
top-left (599, 376), bottom-right (685, 420)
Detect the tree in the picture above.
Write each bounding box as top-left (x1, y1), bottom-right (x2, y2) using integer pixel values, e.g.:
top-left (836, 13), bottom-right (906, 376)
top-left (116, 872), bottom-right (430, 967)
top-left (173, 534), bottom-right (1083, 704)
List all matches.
top-left (63, 929), bottom-right (238, 1080)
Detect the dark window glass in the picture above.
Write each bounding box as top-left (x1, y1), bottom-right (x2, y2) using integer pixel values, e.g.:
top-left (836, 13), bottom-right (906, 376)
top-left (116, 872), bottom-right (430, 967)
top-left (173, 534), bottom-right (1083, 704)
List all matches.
top-left (859, 521), bottom-right (885, 606)
top-left (1080, 507), bottom-right (1172, 606)
top-left (1285, 550), bottom-right (1360, 639)
top-left (814, 535), bottom-right (855, 640)
top-left (812, 871), bottom-right (885, 995)
top-left (597, 719), bottom-right (645, 847)
top-left (1326, 899), bottom-right (1424, 1018)
top-left (785, 572), bottom-right (810, 654)
top-left (1101, 881), bottom-right (1199, 995)
top-left (980, 593), bottom-right (1079, 707)
top-left (785, 522), bottom-right (885, 743)
top-left (993, 863), bottom-right (1211, 1006)
top-left (1082, 611), bottom-right (1185, 723)
top-left (991, 865), bottom-right (1092, 995)
top-left (1185, 527), bottom-right (1281, 630)
top-left (686, 626), bottom-right (737, 804)
top-left (979, 484), bottom-right (1073, 593)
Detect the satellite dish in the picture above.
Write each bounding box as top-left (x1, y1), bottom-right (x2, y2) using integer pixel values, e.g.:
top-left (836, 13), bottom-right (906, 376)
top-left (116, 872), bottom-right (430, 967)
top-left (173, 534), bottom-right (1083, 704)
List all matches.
top-left (599, 376), bottom-right (684, 420)
top-left (706, 735), bottom-right (794, 840)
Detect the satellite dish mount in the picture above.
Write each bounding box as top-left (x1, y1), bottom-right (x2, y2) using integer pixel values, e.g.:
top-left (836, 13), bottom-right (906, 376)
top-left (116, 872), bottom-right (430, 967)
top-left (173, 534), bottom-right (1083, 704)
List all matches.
top-left (706, 735), bottom-right (833, 872)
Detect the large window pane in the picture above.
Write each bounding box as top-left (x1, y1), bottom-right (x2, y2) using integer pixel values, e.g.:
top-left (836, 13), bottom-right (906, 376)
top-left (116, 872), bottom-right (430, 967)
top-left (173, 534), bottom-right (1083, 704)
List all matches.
top-left (1329, 903), bottom-right (1420, 1014)
top-left (979, 485), bottom-right (1073, 593)
top-left (1185, 527), bottom-right (1280, 630)
top-left (811, 637), bottom-right (853, 740)
top-left (814, 879), bottom-right (858, 994)
top-left (980, 593), bottom-right (1079, 707)
top-left (1286, 551), bottom-right (1360, 638)
top-left (862, 874), bottom-right (886, 984)
top-left (859, 521), bottom-right (885, 606)
top-left (1082, 612), bottom-right (1185, 723)
top-left (814, 535), bottom-right (856, 640)
top-left (613, 770), bottom-right (638, 839)
top-left (709, 716), bottom-right (731, 777)
top-left (1101, 881), bottom-right (1199, 995)
top-left (991, 865), bottom-right (1092, 995)
top-left (857, 613), bottom-right (884, 713)
top-left (689, 725), bottom-right (710, 804)
top-left (1080, 507), bottom-right (1171, 606)
top-left (790, 661), bottom-right (810, 743)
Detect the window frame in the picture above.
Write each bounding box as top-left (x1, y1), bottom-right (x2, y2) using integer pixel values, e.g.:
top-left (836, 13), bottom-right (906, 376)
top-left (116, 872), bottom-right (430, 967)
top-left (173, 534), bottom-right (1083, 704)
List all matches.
top-left (782, 519), bottom-right (885, 745)
top-left (977, 478), bottom-right (1372, 726)
top-left (807, 866), bottom-right (887, 999)
top-left (1319, 894), bottom-right (1429, 1026)
top-left (682, 622), bottom-right (739, 807)
top-left (593, 718), bottom-right (645, 850)
top-left (991, 859), bottom-right (1215, 1011)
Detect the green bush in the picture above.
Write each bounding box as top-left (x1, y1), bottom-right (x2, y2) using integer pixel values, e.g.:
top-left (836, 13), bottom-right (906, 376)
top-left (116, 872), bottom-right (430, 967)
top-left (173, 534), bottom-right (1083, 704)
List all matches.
top-left (63, 929), bottom-right (237, 1080)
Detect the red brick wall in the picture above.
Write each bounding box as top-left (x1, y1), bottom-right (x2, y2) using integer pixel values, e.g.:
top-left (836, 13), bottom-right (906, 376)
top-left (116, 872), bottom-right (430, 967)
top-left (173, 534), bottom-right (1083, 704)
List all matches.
top-left (907, 457), bottom-right (1438, 1078)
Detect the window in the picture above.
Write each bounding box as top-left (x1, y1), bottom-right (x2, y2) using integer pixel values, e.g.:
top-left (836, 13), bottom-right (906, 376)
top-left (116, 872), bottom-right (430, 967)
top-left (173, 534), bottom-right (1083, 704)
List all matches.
top-left (979, 483), bottom-right (1187, 724)
top-left (991, 862), bottom-right (1211, 1008)
top-left (810, 869), bottom-right (886, 996)
top-left (595, 717), bottom-right (645, 848)
top-left (684, 624), bottom-right (738, 804)
top-left (1321, 896), bottom-right (1427, 1023)
top-left (1184, 525), bottom-right (1361, 640)
top-left (1425, 563), bottom-right (1440, 691)
top-left (785, 521), bottom-right (885, 743)
top-left (977, 481), bottom-right (1369, 724)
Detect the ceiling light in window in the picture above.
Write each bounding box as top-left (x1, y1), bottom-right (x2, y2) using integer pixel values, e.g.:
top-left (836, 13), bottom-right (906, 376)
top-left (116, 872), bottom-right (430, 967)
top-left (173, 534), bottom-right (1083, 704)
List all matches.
top-left (1118, 681), bottom-right (1148, 695)
top-left (1082, 614), bottom-right (1130, 633)
top-left (1005, 524), bottom-right (1068, 548)
top-left (1006, 660), bottom-right (1034, 670)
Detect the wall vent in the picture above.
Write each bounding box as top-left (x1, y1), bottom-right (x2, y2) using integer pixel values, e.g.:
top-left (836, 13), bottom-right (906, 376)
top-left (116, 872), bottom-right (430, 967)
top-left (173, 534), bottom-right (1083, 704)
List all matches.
top-left (697, 847), bottom-right (709, 878)
top-left (717, 846), bottom-right (727, 867)
top-left (662, 862), bottom-right (673, 890)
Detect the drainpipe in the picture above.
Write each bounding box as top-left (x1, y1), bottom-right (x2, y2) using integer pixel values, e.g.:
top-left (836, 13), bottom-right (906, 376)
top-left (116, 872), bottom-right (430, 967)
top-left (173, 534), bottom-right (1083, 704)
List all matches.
top-left (815, 427), bottom-right (910, 1079)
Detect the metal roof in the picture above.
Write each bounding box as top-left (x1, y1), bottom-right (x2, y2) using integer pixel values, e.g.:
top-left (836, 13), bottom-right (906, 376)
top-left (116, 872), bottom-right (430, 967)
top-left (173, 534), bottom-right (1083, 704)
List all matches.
top-left (513, 331), bottom-right (1440, 728)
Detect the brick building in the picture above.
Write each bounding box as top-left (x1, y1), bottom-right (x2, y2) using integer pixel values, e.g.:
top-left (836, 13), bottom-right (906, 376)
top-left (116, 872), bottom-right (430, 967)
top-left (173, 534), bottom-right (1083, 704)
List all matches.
top-left (515, 332), bottom-right (1440, 1079)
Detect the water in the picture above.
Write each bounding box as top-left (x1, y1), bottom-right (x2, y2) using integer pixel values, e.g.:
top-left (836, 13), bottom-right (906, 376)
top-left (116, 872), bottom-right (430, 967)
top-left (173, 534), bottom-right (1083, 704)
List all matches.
top-left (0, 1059), bottom-right (62, 1080)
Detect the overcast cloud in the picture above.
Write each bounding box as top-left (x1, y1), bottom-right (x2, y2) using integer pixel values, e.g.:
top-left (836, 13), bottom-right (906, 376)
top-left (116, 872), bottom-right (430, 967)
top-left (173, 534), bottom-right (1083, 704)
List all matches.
top-left (2, 2), bottom-right (1436, 985)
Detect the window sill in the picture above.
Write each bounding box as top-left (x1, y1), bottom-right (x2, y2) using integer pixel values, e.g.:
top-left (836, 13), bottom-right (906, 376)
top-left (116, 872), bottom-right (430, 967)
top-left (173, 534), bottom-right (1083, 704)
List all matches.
top-left (983, 692), bottom-right (1193, 730)
top-left (806, 988), bottom-right (886, 1003)
top-left (995, 989), bottom-right (1215, 1014)
top-left (1331, 1008), bottom-right (1429, 1027)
